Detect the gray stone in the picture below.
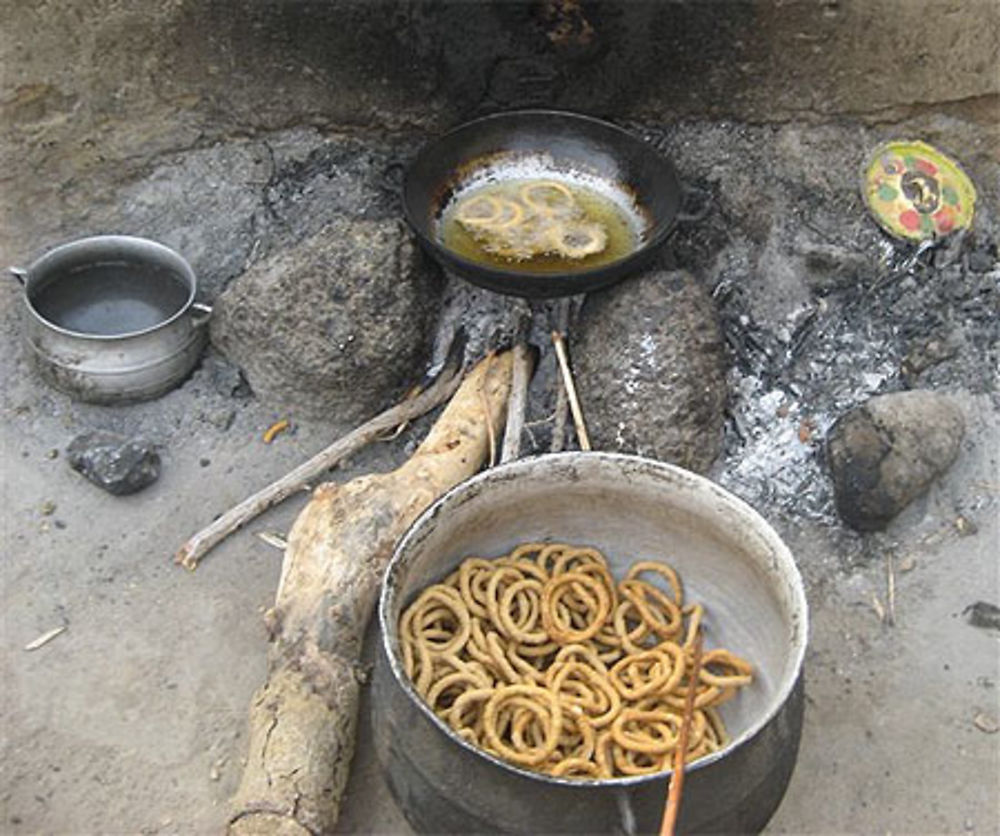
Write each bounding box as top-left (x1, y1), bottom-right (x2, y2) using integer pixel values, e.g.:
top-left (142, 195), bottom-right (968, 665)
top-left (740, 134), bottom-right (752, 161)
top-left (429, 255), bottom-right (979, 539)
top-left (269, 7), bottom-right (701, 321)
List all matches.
top-left (67, 431), bottom-right (161, 496)
top-left (571, 269), bottom-right (728, 473)
top-left (967, 238), bottom-right (997, 274)
top-left (203, 352), bottom-right (251, 400)
top-left (210, 216), bottom-right (440, 423)
top-left (826, 391), bottom-right (965, 531)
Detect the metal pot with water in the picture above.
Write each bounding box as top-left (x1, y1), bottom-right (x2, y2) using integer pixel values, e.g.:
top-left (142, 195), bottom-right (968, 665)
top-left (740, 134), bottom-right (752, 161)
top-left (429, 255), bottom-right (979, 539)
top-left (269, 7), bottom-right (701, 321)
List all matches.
top-left (10, 235), bottom-right (211, 404)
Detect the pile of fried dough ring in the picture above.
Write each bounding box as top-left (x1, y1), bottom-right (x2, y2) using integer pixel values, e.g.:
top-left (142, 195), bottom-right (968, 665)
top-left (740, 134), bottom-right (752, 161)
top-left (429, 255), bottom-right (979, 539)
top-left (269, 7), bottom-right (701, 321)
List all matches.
top-left (453, 179), bottom-right (609, 262)
top-left (398, 542), bottom-right (754, 780)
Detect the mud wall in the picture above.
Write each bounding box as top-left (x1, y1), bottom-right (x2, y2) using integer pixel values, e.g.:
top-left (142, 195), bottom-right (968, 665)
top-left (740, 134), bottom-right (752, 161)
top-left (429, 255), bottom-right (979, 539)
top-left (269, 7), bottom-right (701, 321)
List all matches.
top-left (1, 0), bottom-right (997, 259)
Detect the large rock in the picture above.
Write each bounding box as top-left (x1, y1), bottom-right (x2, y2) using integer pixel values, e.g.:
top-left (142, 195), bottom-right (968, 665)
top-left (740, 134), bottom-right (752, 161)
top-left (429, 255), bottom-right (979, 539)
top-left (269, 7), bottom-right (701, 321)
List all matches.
top-left (571, 269), bottom-right (728, 473)
top-left (210, 216), bottom-right (439, 422)
top-left (826, 390), bottom-right (965, 531)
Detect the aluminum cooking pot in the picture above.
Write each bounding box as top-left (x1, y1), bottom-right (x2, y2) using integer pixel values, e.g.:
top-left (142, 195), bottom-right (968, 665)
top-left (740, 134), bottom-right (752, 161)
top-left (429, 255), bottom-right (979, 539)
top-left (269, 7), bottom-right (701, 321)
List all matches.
top-left (374, 452), bottom-right (807, 834)
top-left (402, 109), bottom-right (706, 299)
top-left (9, 235), bottom-right (211, 404)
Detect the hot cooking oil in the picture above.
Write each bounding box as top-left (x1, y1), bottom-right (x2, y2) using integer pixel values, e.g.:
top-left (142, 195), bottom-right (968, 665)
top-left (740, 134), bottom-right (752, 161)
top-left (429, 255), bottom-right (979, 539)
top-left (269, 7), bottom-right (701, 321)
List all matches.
top-left (439, 178), bottom-right (642, 274)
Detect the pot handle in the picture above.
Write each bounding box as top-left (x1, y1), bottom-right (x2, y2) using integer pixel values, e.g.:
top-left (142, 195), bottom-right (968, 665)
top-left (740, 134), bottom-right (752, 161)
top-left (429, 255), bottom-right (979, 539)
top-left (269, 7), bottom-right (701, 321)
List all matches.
top-left (191, 301), bottom-right (213, 327)
top-left (675, 185), bottom-right (713, 223)
top-left (8, 266), bottom-right (28, 286)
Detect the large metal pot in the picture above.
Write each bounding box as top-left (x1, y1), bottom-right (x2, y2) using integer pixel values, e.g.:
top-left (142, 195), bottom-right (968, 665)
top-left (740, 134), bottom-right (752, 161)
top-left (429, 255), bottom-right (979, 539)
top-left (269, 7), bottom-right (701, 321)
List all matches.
top-left (374, 452), bottom-right (807, 834)
top-left (10, 235), bottom-right (211, 404)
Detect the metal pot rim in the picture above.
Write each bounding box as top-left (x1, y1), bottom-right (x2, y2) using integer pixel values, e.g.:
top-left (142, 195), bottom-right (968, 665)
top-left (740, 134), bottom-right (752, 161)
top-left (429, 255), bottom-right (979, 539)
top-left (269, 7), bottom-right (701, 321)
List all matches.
top-left (18, 234), bottom-right (197, 342)
top-left (379, 451), bottom-right (809, 789)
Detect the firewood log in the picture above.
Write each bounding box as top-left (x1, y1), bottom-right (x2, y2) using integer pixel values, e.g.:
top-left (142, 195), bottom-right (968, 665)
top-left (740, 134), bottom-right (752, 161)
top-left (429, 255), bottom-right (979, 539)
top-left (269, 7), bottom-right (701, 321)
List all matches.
top-left (228, 352), bottom-right (514, 835)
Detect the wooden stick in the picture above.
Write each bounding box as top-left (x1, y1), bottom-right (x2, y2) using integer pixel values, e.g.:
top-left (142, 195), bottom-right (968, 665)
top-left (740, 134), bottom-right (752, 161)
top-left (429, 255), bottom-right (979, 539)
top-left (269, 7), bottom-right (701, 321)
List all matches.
top-left (660, 632), bottom-right (704, 836)
top-left (501, 342), bottom-right (535, 464)
top-left (228, 351), bottom-right (514, 835)
top-left (552, 330), bottom-right (591, 451)
top-left (549, 300), bottom-right (571, 453)
top-left (174, 362), bottom-right (464, 571)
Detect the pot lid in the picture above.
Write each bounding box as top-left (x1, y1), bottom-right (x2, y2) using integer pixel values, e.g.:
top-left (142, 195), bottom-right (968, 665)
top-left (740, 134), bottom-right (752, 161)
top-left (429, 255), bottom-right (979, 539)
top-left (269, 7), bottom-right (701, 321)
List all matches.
top-left (861, 140), bottom-right (976, 241)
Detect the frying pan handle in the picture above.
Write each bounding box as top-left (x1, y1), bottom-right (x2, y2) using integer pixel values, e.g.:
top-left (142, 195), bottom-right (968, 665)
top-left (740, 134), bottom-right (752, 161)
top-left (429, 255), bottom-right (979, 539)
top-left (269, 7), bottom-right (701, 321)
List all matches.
top-left (675, 185), bottom-right (713, 223)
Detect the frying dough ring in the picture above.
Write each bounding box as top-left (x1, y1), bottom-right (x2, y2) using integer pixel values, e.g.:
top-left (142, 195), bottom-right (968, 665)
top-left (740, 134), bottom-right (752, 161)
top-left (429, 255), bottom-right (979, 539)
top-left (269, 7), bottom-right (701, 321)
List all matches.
top-left (398, 545), bottom-right (755, 780)
top-left (548, 221), bottom-right (608, 259)
top-left (519, 180), bottom-right (575, 217)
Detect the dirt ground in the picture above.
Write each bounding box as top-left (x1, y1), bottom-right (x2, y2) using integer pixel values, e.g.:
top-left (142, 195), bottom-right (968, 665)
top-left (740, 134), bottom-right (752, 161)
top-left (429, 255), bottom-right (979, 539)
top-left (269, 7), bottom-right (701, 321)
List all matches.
top-left (2, 115), bottom-right (999, 835)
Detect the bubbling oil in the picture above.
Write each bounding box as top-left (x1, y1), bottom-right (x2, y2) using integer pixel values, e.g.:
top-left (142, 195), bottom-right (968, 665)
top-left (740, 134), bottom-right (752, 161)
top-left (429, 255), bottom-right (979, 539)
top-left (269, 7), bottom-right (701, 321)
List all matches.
top-left (439, 177), bottom-right (642, 274)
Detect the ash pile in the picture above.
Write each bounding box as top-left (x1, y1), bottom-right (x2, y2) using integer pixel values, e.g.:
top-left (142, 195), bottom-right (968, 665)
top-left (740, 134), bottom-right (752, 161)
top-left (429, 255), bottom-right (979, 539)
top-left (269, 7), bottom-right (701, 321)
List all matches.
top-left (608, 121), bottom-right (997, 528)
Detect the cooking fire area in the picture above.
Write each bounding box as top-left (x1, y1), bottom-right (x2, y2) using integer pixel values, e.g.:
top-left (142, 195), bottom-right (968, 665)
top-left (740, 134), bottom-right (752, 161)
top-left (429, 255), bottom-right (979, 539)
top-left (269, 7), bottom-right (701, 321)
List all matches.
top-left (1, 1), bottom-right (998, 834)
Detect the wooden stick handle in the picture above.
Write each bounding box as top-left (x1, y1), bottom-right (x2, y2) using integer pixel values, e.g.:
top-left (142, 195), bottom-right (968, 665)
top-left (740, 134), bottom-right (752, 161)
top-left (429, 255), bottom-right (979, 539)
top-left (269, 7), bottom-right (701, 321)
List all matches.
top-left (551, 330), bottom-right (591, 451)
top-left (660, 632), bottom-right (704, 836)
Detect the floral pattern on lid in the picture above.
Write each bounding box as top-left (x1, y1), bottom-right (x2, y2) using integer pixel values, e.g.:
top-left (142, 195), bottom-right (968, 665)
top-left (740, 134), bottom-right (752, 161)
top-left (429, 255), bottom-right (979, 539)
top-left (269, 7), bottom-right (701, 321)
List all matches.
top-left (862, 140), bottom-right (976, 241)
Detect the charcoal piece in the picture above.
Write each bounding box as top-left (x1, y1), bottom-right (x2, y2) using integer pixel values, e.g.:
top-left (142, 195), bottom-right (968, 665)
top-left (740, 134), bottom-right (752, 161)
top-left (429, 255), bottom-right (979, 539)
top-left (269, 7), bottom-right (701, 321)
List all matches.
top-left (826, 391), bottom-right (965, 531)
top-left (571, 269), bottom-right (728, 473)
top-left (67, 431), bottom-right (161, 496)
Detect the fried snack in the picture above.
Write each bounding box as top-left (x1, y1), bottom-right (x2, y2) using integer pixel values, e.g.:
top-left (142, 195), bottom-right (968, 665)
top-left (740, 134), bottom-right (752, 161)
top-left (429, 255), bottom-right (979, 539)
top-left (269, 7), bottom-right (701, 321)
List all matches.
top-left (398, 543), bottom-right (754, 781)
top-left (548, 221), bottom-right (608, 259)
top-left (519, 180), bottom-right (576, 218)
top-left (452, 179), bottom-right (608, 262)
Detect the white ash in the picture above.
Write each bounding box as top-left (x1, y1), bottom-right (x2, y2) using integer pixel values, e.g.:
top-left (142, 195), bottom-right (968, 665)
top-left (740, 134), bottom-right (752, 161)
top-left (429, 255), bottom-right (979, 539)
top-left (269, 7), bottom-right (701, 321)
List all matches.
top-left (711, 236), bottom-right (998, 523)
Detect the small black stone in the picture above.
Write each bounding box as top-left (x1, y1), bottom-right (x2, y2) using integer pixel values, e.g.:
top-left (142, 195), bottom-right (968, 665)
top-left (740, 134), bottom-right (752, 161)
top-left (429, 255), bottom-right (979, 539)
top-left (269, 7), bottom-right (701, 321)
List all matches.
top-left (964, 601), bottom-right (1000, 630)
top-left (66, 431), bottom-right (161, 496)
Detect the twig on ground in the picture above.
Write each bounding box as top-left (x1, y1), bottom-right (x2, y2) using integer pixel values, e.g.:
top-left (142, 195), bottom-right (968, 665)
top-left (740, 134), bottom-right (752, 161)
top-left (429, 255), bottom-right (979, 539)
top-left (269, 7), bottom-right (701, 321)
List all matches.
top-left (24, 625), bottom-right (67, 651)
top-left (871, 593), bottom-right (886, 624)
top-left (175, 357), bottom-right (465, 571)
top-left (256, 531), bottom-right (288, 551)
top-left (885, 551), bottom-right (897, 626)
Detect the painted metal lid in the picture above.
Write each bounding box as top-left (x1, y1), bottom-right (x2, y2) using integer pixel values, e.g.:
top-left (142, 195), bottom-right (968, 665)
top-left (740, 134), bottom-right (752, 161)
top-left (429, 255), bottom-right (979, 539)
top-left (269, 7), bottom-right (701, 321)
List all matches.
top-left (862, 140), bottom-right (976, 241)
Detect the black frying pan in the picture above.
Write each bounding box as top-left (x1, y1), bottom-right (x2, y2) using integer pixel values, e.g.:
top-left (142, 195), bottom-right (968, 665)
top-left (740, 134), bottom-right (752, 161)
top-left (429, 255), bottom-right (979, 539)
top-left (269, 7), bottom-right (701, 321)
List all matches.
top-left (402, 109), bottom-right (701, 298)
